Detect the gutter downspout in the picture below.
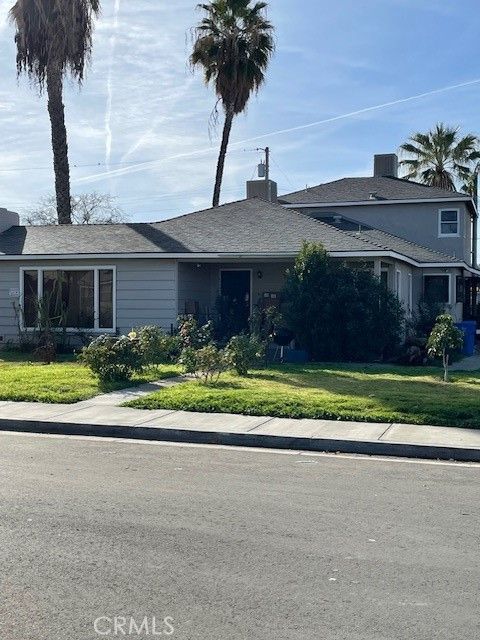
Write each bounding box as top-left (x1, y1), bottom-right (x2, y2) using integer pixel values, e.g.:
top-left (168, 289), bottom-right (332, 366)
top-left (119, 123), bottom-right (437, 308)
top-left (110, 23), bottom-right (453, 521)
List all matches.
top-left (473, 172), bottom-right (479, 267)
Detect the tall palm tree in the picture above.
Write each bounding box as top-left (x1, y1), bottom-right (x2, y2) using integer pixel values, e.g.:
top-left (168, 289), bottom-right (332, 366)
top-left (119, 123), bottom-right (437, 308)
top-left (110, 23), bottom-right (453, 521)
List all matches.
top-left (191, 0), bottom-right (275, 207)
top-left (399, 123), bottom-right (480, 191)
top-left (462, 164), bottom-right (479, 202)
top-left (10, 0), bottom-right (100, 224)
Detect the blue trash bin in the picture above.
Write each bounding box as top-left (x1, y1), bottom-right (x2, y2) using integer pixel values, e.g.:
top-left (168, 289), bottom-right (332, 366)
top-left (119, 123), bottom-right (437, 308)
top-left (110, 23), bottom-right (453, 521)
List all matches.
top-left (456, 321), bottom-right (477, 356)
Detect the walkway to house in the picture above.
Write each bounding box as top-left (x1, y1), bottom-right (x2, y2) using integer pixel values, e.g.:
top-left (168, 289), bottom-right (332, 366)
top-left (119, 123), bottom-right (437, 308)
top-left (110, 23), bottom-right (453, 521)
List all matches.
top-left (0, 375), bottom-right (479, 462)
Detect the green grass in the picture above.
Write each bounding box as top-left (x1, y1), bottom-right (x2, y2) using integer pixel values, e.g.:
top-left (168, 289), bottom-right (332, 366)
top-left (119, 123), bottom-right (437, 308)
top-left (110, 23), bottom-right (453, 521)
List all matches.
top-left (126, 363), bottom-right (480, 429)
top-left (0, 351), bottom-right (180, 404)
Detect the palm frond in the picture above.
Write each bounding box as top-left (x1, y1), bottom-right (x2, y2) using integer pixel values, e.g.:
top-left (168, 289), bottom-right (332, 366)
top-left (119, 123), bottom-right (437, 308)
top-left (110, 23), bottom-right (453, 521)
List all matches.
top-left (190, 0), bottom-right (275, 115)
top-left (399, 123), bottom-right (480, 192)
top-left (10, 0), bottom-right (100, 90)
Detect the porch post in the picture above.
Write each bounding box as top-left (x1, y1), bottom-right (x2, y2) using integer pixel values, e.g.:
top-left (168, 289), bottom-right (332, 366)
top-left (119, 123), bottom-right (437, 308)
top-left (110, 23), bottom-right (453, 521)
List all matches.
top-left (374, 258), bottom-right (382, 279)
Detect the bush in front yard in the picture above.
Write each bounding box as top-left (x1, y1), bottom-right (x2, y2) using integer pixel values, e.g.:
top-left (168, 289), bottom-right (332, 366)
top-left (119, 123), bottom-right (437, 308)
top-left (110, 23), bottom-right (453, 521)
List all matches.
top-left (283, 243), bottom-right (405, 362)
top-left (178, 315), bottom-right (213, 349)
top-left (78, 334), bottom-right (144, 383)
top-left (132, 325), bottom-right (180, 366)
top-left (225, 334), bottom-right (265, 376)
top-left (180, 344), bottom-right (227, 383)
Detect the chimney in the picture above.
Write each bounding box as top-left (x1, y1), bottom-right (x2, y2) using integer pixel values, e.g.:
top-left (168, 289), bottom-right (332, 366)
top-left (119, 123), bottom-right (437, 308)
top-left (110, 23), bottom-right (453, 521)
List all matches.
top-left (0, 208), bottom-right (20, 234)
top-left (246, 179), bottom-right (278, 203)
top-left (374, 153), bottom-right (398, 178)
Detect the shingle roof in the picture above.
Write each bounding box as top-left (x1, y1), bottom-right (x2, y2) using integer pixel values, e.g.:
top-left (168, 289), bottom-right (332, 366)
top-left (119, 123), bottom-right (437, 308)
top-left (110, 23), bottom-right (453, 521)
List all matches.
top-left (0, 198), bottom-right (377, 257)
top-left (318, 215), bottom-right (458, 264)
top-left (0, 197), bottom-right (460, 264)
top-left (279, 176), bottom-right (472, 205)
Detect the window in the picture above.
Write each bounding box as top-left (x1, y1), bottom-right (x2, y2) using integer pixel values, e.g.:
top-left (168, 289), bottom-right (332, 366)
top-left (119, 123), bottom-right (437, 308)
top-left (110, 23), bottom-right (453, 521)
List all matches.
top-left (395, 270), bottom-right (401, 298)
top-left (424, 275), bottom-right (450, 304)
top-left (456, 276), bottom-right (465, 304)
top-left (380, 269), bottom-right (389, 289)
top-left (438, 209), bottom-right (459, 237)
top-left (407, 273), bottom-right (413, 313)
top-left (21, 267), bottom-right (115, 330)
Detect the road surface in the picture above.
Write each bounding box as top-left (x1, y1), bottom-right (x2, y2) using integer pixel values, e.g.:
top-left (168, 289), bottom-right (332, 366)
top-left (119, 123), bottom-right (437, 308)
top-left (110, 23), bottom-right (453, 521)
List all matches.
top-left (0, 431), bottom-right (479, 639)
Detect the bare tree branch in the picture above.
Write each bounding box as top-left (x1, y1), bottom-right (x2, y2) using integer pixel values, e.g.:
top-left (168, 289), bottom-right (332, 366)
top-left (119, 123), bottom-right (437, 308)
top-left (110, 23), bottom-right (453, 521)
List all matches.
top-left (24, 193), bottom-right (128, 225)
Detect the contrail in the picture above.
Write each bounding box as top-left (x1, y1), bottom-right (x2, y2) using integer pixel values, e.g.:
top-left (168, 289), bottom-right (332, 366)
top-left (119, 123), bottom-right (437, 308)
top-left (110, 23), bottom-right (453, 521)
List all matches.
top-left (74, 77), bottom-right (480, 186)
top-left (104, 0), bottom-right (121, 170)
top-left (238, 78), bottom-right (480, 143)
top-left (0, 0), bottom-right (12, 33)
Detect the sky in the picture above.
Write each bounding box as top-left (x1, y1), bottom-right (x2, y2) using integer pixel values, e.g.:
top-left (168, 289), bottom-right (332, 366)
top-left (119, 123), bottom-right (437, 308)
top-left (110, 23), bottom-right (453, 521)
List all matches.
top-left (0, 0), bottom-right (479, 222)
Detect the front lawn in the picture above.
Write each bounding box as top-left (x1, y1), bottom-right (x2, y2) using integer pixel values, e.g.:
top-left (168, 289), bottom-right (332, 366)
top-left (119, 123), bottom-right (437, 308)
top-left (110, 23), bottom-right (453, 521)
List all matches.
top-left (126, 363), bottom-right (480, 429)
top-left (0, 351), bottom-right (180, 404)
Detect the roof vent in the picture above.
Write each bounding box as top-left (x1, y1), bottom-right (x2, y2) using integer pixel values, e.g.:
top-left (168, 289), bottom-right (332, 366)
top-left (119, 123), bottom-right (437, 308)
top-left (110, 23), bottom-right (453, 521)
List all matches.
top-left (374, 153), bottom-right (398, 178)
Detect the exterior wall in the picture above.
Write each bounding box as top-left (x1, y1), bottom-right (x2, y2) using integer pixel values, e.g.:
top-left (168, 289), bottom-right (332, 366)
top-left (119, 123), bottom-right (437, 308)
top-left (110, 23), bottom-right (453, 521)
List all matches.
top-left (177, 262), bottom-right (213, 318)
top-left (1, 255), bottom-right (466, 347)
top-left (300, 201), bottom-right (473, 264)
top-left (0, 258), bottom-right (177, 344)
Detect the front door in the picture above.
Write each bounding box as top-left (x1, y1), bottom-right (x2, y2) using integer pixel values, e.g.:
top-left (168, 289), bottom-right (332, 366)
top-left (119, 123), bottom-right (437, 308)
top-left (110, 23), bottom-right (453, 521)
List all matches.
top-left (219, 270), bottom-right (251, 337)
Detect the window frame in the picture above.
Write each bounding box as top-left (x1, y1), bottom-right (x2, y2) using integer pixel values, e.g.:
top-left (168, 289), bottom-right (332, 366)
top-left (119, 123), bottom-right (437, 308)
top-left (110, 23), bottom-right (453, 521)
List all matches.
top-left (438, 208), bottom-right (460, 238)
top-left (423, 273), bottom-right (452, 305)
top-left (395, 269), bottom-right (402, 299)
top-left (407, 273), bottom-right (413, 314)
top-left (19, 265), bottom-right (117, 332)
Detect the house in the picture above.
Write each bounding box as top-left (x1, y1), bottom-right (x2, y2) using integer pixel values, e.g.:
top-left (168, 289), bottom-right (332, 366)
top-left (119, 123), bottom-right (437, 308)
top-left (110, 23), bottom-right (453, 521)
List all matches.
top-left (0, 153), bottom-right (479, 345)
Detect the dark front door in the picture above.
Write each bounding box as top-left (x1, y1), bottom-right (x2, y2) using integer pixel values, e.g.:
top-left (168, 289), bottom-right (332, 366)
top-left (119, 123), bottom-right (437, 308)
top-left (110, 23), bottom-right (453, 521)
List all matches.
top-left (219, 270), bottom-right (251, 337)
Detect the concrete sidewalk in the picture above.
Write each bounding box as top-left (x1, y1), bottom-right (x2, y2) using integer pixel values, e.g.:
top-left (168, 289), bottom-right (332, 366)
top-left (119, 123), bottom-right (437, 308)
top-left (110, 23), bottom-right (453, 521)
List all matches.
top-left (0, 377), bottom-right (479, 462)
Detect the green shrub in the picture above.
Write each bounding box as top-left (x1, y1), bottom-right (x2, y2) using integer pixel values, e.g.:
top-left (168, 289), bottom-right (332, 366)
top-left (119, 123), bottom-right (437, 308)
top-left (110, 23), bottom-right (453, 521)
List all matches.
top-left (180, 344), bottom-right (226, 383)
top-left (132, 325), bottom-right (180, 366)
top-left (225, 334), bottom-right (265, 376)
top-left (283, 243), bottom-right (405, 362)
top-left (178, 315), bottom-right (213, 349)
top-left (78, 334), bottom-right (144, 383)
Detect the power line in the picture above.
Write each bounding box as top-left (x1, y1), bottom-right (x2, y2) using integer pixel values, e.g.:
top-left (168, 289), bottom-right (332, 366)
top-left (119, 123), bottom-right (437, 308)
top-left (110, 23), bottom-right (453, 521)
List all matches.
top-left (0, 159), bottom-right (156, 173)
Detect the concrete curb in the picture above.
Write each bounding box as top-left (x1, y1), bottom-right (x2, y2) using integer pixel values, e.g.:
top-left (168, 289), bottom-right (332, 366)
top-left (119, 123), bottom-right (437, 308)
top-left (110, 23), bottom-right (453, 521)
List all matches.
top-left (1, 418), bottom-right (479, 463)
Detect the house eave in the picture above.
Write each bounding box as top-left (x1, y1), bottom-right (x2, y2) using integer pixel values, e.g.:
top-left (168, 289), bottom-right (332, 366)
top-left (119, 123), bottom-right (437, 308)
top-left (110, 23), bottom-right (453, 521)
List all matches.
top-left (0, 249), bottom-right (476, 273)
top-left (283, 196), bottom-right (477, 216)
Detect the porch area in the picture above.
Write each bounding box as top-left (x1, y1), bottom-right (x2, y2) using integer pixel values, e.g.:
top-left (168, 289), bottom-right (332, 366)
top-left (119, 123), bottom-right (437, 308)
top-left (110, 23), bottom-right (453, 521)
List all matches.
top-left (177, 260), bottom-right (292, 332)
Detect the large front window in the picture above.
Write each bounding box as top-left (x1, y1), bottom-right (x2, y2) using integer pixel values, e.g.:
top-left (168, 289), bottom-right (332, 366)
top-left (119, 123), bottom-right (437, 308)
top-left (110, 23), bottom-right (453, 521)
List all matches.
top-left (424, 275), bottom-right (450, 304)
top-left (21, 267), bottom-right (115, 330)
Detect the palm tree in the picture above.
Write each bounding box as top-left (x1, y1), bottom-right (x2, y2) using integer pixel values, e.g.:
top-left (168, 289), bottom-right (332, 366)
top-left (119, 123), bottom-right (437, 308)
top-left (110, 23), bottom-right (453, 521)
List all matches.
top-left (10, 0), bottom-right (100, 224)
top-left (399, 123), bottom-right (480, 191)
top-left (191, 0), bottom-right (275, 207)
top-left (462, 164), bottom-right (479, 202)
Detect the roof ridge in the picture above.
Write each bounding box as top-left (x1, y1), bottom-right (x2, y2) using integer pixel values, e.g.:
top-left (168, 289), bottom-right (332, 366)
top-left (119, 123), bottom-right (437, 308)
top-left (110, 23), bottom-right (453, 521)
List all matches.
top-left (381, 175), bottom-right (465, 195)
top-left (153, 196), bottom-right (285, 225)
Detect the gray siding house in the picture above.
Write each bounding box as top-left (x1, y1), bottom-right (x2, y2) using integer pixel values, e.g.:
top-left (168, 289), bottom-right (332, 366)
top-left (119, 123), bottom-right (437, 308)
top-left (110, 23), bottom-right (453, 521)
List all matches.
top-left (0, 154), bottom-right (479, 345)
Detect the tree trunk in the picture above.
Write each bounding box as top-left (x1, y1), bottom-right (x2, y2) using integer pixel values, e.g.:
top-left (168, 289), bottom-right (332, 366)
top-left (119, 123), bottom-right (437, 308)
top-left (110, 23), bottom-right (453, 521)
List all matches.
top-left (46, 65), bottom-right (72, 225)
top-left (212, 107), bottom-right (235, 208)
top-left (443, 351), bottom-right (449, 383)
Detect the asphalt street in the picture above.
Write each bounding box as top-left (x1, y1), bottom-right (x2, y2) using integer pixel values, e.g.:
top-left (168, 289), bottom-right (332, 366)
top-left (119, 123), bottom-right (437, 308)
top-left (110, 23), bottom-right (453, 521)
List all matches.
top-left (0, 431), bottom-right (479, 640)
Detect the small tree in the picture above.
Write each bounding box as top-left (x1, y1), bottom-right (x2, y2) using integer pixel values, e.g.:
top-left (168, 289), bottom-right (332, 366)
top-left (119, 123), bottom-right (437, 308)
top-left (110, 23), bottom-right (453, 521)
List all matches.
top-left (427, 315), bottom-right (464, 382)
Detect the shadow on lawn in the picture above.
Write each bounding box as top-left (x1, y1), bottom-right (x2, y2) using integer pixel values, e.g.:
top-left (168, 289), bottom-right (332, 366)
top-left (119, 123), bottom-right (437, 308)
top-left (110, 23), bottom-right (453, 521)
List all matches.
top-left (246, 366), bottom-right (480, 428)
